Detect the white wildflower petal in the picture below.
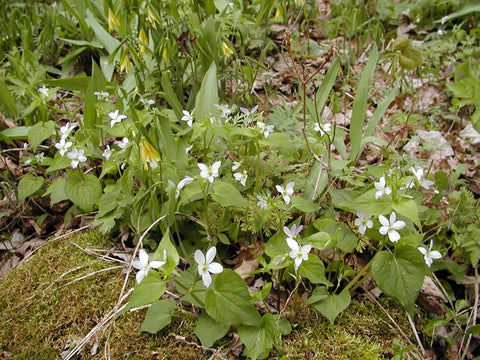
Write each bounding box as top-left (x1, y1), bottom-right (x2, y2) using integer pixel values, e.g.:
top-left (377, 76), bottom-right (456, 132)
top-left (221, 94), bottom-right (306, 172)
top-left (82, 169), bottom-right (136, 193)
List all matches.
top-left (150, 260), bottom-right (166, 269)
top-left (201, 271), bottom-right (212, 287)
top-left (418, 247), bottom-right (427, 255)
top-left (286, 237), bottom-right (300, 251)
top-left (378, 215), bottom-right (389, 227)
top-left (194, 249), bottom-right (205, 265)
top-left (302, 244), bottom-right (312, 259)
top-left (388, 230), bottom-right (401, 242)
top-left (138, 249), bottom-right (149, 264)
top-left (205, 247), bottom-right (217, 264)
top-left (207, 262), bottom-right (223, 274)
top-left (136, 269), bottom-right (148, 284)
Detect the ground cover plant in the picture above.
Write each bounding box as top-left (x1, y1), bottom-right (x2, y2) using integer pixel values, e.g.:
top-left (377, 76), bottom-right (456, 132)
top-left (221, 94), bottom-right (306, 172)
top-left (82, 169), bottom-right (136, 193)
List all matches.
top-left (1, 0), bottom-right (480, 359)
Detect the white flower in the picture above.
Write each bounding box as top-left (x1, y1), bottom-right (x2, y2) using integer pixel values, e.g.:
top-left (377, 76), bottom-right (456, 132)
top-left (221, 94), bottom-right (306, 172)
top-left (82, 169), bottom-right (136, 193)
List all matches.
top-left (55, 138), bottom-right (73, 156)
top-left (102, 145), bottom-right (111, 160)
top-left (441, 15), bottom-right (448, 25)
top-left (109, 110), bottom-right (127, 127)
top-left (132, 249), bottom-right (166, 284)
top-left (234, 170), bottom-right (248, 186)
top-left (276, 182), bottom-right (294, 205)
top-left (59, 122), bottom-right (77, 139)
top-left (411, 167), bottom-right (435, 190)
top-left (314, 122), bottom-right (331, 136)
top-left (35, 152), bottom-right (45, 163)
top-left (194, 247), bottom-right (223, 287)
top-left (140, 98), bottom-right (155, 108)
top-left (118, 137), bottom-right (129, 149)
top-left (418, 240), bottom-right (442, 267)
top-left (231, 160), bottom-right (242, 171)
top-left (256, 195), bottom-right (268, 209)
top-left (379, 211), bottom-right (406, 243)
top-left (437, 29), bottom-right (445, 35)
top-left (257, 121), bottom-right (274, 138)
top-left (181, 110), bottom-right (194, 127)
top-left (185, 144), bottom-right (193, 153)
top-left (198, 161), bottom-right (221, 183)
top-left (38, 86), bottom-right (50, 98)
top-left (175, 176), bottom-right (193, 199)
top-left (215, 104), bottom-right (231, 118)
top-left (286, 237), bottom-right (311, 270)
top-left (67, 148), bottom-right (87, 169)
top-left (374, 175), bottom-right (392, 199)
top-left (354, 211), bottom-right (373, 235)
top-left (240, 105), bottom-right (258, 123)
top-left (283, 224), bottom-right (303, 241)
top-left (93, 91), bottom-right (109, 100)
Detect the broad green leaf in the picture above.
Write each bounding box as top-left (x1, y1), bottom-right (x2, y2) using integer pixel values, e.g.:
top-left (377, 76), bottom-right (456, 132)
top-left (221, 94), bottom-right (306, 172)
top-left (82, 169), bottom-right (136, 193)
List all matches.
top-left (392, 198), bottom-right (421, 228)
top-left (311, 289), bottom-right (351, 325)
top-left (45, 154), bottom-right (71, 174)
top-left (140, 298), bottom-right (176, 334)
top-left (238, 313), bottom-right (276, 360)
top-left (354, 189), bottom-right (392, 215)
top-left (44, 178), bottom-right (68, 206)
top-left (212, 181), bottom-right (249, 207)
top-left (43, 77), bottom-right (91, 92)
top-left (28, 121), bottom-right (55, 150)
top-left (18, 174), bottom-right (44, 204)
top-left (291, 196), bottom-right (320, 213)
top-left (65, 171), bottom-right (102, 212)
top-left (439, 2), bottom-right (480, 22)
top-left (299, 254), bottom-right (332, 286)
top-left (155, 229), bottom-right (179, 275)
top-left (364, 88), bottom-right (399, 139)
top-left (336, 224), bottom-right (357, 253)
top-left (120, 273), bottom-right (166, 315)
top-left (1, 126), bottom-right (29, 140)
top-left (83, 61), bottom-right (106, 131)
top-left (85, 10), bottom-right (121, 55)
top-left (0, 79), bottom-right (18, 118)
top-left (194, 312), bottom-right (230, 347)
top-left (265, 218), bottom-right (301, 258)
top-left (303, 231), bottom-right (332, 250)
top-left (372, 247), bottom-right (425, 313)
top-left (205, 269), bottom-right (262, 327)
top-left (306, 286), bottom-right (329, 305)
top-left (195, 62), bottom-right (218, 121)
top-left (250, 282), bottom-right (272, 302)
top-left (349, 46), bottom-right (378, 163)
top-left (315, 57), bottom-right (340, 117)
top-left (161, 71), bottom-right (183, 119)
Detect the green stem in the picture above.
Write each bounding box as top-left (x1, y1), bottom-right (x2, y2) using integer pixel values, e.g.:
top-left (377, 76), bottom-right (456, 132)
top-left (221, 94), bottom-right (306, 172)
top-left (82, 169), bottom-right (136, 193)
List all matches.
top-left (344, 243), bottom-right (384, 293)
top-left (173, 277), bottom-right (205, 308)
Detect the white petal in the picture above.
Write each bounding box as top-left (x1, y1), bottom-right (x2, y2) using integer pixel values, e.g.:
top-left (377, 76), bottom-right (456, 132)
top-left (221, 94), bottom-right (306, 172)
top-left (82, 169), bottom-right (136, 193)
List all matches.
top-left (388, 230), bottom-right (401, 242)
top-left (389, 212), bottom-right (397, 223)
top-left (378, 215), bottom-right (389, 226)
top-left (211, 161), bottom-right (221, 172)
top-left (138, 249), bottom-right (149, 264)
top-left (354, 218), bottom-right (362, 227)
top-left (392, 221), bottom-right (406, 230)
top-left (207, 262), bottom-right (223, 274)
top-left (418, 247), bottom-right (427, 255)
top-left (194, 249), bottom-right (205, 265)
top-left (358, 225), bottom-right (366, 235)
top-left (283, 226), bottom-right (292, 237)
top-left (136, 269), bottom-right (148, 284)
top-left (429, 250), bottom-right (442, 260)
top-left (132, 260), bottom-right (145, 270)
top-left (276, 185), bottom-right (283, 194)
top-left (150, 260), bottom-right (166, 269)
top-left (301, 245), bottom-right (311, 259)
top-left (379, 226), bottom-right (388, 236)
top-left (286, 237), bottom-right (299, 251)
top-left (294, 257), bottom-right (303, 269)
top-left (202, 271), bottom-right (212, 287)
top-left (197, 163), bottom-right (208, 172)
top-left (205, 247), bottom-right (217, 264)
top-left (366, 220), bottom-right (373, 228)
top-left (425, 255), bottom-right (433, 267)
top-left (385, 187), bottom-right (392, 195)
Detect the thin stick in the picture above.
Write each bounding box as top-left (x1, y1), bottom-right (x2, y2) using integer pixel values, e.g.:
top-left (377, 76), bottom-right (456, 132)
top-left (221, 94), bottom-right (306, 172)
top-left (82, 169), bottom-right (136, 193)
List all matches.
top-left (460, 266), bottom-right (479, 360)
top-left (406, 311), bottom-right (426, 355)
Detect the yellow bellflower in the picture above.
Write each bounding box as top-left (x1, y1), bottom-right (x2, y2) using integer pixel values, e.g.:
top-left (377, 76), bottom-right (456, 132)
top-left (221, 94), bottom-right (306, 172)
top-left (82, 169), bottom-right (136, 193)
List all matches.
top-left (108, 9), bottom-right (120, 32)
top-left (146, 7), bottom-right (159, 26)
top-left (120, 52), bottom-right (131, 73)
top-left (138, 28), bottom-right (149, 57)
top-left (140, 138), bottom-right (160, 169)
top-left (221, 42), bottom-right (233, 58)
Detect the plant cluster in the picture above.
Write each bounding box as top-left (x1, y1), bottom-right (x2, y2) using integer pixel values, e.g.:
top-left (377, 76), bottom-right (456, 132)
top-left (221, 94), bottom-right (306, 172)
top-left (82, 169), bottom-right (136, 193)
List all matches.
top-left (1, 0), bottom-right (480, 359)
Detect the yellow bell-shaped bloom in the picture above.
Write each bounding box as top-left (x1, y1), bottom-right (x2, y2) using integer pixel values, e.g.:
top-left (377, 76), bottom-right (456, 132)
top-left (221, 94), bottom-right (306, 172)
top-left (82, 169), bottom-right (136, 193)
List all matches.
top-left (138, 28), bottom-right (149, 57)
top-left (108, 9), bottom-right (120, 32)
top-left (146, 7), bottom-right (159, 26)
top-left (140, 138), bottom-right (160, 169)
top-left (221, 42), bottom-right (233, 58)
top-left (120, 52), bottom-right (131, 73)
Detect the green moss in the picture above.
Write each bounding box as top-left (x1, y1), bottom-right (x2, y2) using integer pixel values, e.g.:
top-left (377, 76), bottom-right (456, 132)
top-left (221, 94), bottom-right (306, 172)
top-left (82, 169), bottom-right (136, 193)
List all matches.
top-left (0, 230), bottom-right (424, 359)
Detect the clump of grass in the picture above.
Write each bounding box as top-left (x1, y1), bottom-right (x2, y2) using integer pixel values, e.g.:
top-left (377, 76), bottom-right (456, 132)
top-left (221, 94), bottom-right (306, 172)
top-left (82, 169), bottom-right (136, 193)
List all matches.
top-left (0, 230), bottom-right (424, 359)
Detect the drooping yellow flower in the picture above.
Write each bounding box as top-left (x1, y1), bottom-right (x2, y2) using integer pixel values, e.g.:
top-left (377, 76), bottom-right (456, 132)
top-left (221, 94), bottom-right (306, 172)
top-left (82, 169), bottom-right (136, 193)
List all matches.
top-left (120, 52), bottom-right (131, 73)
top-left (138, 28), bottom-right (149, 56)
top-left (221, 42), bottom-right (233, 58)
top-left (161, 46), bottom-right (169, 61)
top-left (146, 7), bottom-right (159, 26)
top-left (108, 9), bottom-right (120, 32)
top-left (140, 138), bottom-right (160, 169)
top-left (274, 7), bottom-right (283, 21)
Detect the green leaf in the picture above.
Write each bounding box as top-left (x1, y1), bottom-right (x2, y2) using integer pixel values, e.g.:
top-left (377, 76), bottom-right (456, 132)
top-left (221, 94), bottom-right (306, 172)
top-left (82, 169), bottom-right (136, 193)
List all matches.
top-left (195, 62), bottom-right (219, 120)
top-left (83, 61), bottom-right (106, 131)
top-left (290, 196), bottom-right (320, 213)
top-left (43, 77), bottom-right (91, 92)
top-left (349, 46), bottom-right (378, 163)
top-left (205, 269), bottom-right (262, 326)
top-left (306, 286), bottom-right (329, 305)
top-left (299, 254), bottom-right (332, 286)
top-left (0, 126), bottom-right (29, 140)
top-left (315, 57), bottom-right (340, 117)
top-left (161, 71), bottom-right (183, 119)
top-left (120, 273), bottom-right (166, 315)
top-left (0, 79), bottom-right (18, 118)
top-left (372, 247), bottom-right (425, 313)
top-left (265, 218), bottom-right (302, 258)
top-left (28, 121), bottom-right (55, 150)
top-left (194, 312), bottom-right (230, 347)
top-left (392, 198), bottom-right (421, 228)
top-left (176, 266), bottom-right (206, 307)
top-left (311, 289), bottom-right (351, 325)
top-left (354, 189), bottom-right (392, 215)
top-left (65, 171), bottom-right (102, 212)
top-left (85, 9), bottom-right (121, 54)
top-left (238, 313), bottom-right (276, 360)
top-left (140, 298), bottom-right (176, 334)
top-left (303, 231), bottom-right (332, 250)
top-left (44, 178), bottom-right (68, 206)
top-left (18, 174), bottom-right (44, 204)
top-left (155, 229), bottom-right (179, 275)
top-left (212, 181), bottom-right (249, 207)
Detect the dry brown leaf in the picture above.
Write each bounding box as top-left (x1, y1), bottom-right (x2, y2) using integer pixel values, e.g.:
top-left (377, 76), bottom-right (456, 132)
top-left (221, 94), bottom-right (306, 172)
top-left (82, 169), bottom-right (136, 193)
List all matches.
top-left (233, 242), bottom-right (265, 284)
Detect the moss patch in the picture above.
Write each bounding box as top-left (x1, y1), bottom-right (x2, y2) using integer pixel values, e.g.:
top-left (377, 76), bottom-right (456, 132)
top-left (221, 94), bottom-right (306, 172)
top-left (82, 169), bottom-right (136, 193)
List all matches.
top-left (0, 230), bottom-right (424, 359)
